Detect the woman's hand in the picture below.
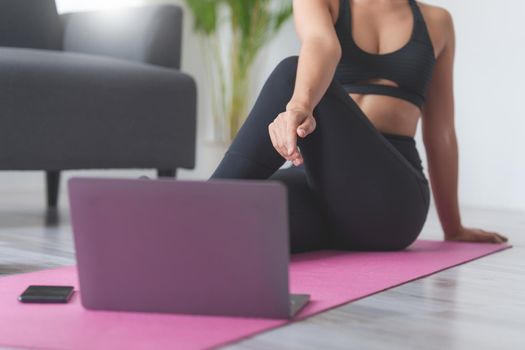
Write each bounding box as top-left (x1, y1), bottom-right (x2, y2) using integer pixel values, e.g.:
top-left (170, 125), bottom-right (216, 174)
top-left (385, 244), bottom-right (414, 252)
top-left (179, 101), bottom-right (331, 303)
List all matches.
top-left (268, 106), bottom-right (316, 166)
top-left (445, 226), bottom-right (508, 244)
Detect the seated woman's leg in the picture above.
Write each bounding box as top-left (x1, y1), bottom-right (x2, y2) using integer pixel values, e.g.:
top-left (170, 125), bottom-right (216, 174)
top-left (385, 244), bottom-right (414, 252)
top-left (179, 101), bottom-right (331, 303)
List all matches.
top-left (209, 56), bottom-right (302, 180)
top-left (268, 166), bottom-right (334, 254)
top-left (210, 55), bottom-right (430, 251)
top-left (286, 60), bottom-right (431, 251)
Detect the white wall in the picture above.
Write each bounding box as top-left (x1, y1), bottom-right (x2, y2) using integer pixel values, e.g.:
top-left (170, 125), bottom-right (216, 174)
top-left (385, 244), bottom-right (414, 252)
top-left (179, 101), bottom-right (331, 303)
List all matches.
top-left (419, 0), bottom-right (525, 211)
top-left (1, 0), bottom-right (523, 212)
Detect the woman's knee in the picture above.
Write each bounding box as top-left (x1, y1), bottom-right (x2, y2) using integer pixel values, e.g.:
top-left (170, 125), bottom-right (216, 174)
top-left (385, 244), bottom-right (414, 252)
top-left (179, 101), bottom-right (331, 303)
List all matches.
top-left (269, 55), bottom-right (345, 113)
top-left (273, 55), bottom-right (343, 95)
top-left (269, 55), bottom-right (299, 86)
top-left (276, 55), bottom-right (299, 72)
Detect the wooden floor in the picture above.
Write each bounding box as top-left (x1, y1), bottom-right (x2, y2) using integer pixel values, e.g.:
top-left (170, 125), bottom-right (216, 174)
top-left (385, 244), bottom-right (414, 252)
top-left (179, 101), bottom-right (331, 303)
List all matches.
top-left (0, 190), bottom-right (523, 350)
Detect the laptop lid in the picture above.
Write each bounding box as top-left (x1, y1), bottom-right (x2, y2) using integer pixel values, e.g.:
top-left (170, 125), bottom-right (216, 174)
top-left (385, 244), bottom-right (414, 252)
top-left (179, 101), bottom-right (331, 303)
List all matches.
top-left (68, 177), bottom-right (292, 318)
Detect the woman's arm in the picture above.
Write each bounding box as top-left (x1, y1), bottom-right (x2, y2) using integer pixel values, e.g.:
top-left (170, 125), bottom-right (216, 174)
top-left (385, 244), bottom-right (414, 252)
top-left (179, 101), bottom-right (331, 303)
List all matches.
top-left (421, 8), bottom-right (507, 243)
top-left (269, 0), bottom-right (341, 166)
top-left (287, 0), bottom-right (341, 113)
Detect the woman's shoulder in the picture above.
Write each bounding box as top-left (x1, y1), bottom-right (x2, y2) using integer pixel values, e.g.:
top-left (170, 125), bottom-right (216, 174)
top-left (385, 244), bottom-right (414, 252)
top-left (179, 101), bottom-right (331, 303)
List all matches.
top-left (416, 1), bottom-right (455, 56)
top-left (417, 1), bottom-right (454, 28)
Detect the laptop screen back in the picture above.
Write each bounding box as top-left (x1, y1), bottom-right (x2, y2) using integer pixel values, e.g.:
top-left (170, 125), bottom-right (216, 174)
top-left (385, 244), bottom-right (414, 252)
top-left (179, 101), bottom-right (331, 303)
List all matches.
top-left (68, 177), bottom-right (291, 318)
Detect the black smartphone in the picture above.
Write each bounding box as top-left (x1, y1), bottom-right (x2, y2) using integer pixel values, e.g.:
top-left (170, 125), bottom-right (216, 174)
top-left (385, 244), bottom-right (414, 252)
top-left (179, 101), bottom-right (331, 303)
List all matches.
top-left (18, 285), bottom-right (74, 303)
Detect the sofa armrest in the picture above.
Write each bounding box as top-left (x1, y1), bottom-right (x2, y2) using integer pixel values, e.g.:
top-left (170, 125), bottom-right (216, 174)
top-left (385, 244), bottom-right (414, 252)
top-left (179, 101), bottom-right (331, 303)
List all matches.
top-left (0, 47), bottom-right (197, 170)
top-left (61, 4), bottom-right (183, 69)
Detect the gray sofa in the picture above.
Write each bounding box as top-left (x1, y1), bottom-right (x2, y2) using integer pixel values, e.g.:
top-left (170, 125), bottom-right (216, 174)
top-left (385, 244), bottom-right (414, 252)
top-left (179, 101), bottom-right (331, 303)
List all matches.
top-left (0, 0), bottom-right (197, 209)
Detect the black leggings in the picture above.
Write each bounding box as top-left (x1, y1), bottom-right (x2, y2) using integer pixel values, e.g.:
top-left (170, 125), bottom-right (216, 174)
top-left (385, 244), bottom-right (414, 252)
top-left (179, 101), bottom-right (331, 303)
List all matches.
top-left (209, 56), bottom-right (430, 253)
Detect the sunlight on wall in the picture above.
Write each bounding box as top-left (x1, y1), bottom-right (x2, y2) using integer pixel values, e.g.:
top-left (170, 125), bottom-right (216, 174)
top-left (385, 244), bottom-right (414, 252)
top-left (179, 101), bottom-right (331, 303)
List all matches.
top-left (55, 0), bottom-right (144, 13)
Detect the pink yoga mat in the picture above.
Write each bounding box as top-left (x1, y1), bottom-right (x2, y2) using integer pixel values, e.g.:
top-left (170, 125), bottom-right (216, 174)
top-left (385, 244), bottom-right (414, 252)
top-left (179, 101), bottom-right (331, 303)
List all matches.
top-left (0, 240), bottom-right (510, 350)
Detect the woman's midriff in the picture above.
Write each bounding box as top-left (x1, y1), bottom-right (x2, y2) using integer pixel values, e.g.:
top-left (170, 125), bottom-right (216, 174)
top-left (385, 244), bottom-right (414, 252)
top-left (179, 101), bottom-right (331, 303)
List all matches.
top-left (348, 92), bottom-right (422, 137)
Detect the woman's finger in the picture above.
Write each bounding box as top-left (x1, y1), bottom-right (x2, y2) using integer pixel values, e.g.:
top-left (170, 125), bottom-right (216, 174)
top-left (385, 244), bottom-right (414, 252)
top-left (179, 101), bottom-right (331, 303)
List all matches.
top-left (274, 116), bottom-right (291, 159)
top-left (480, 232), bottom-right (496, 242)
top-left (491, 234), bottom-right (503, 243)
top-left (268, 123), bottom-right (277, 148)
top-left (297, 115), bottom-right (316, 138)
top-left (268, 123), bottom-right (279, 153)
top-left (274, 120), bottom-right (289, 159)
top-left (269, 123), bottom-right (287, 159)
top-left (284, 143), bottom-right (299, 160)
top-left (493, 233), bottom-right (507, 243)
top-left (291, 149), bottom-right (303, 163)
top-left (279, 120), bottom-right (298, 160)
top-left (491, 231), bottom-right (508, 242)
top-left (284, 118), bottom-right (298, 156)
top-left (481, 229), bottom-right (507, 244)
top-left (293, 155), bottom-right (304, 166)
top-left (275, 119), bottom-right (297, 161)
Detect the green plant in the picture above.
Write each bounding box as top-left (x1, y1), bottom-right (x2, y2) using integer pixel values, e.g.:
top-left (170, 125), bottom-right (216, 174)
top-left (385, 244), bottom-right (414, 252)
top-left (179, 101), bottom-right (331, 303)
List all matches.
top-left (184, 0), bottom-right (293, 142)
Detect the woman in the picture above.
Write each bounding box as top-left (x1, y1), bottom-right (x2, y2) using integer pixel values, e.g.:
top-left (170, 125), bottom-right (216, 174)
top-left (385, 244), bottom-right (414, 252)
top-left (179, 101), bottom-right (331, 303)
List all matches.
top-left (209, 0), bottom-right (508, 253)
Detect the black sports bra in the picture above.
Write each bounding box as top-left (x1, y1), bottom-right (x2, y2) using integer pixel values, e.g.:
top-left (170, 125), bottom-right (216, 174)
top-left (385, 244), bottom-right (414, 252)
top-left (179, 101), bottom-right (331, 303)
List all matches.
top-left (334, 0), bottom-right (436, 108)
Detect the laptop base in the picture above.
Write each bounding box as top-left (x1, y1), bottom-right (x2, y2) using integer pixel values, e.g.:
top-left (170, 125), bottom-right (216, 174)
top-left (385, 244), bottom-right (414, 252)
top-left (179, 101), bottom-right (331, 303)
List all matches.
top-left (290, 294), bottom-right (310, 317)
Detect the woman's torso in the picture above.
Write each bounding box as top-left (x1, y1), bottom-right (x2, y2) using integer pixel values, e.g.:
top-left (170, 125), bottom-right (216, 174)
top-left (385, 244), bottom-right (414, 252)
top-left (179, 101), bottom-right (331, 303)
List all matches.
top-left (329, 0), bottom-right (447, 137)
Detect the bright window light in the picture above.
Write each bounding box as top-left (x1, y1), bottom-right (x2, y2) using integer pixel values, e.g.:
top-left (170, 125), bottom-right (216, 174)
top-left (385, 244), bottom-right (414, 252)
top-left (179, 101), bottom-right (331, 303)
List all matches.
top-left (56, 0), bottom-right (145, 13)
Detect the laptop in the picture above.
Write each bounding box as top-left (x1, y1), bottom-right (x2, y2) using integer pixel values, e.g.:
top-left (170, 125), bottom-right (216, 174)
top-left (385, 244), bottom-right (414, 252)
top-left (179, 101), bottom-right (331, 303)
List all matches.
top-left (68, 177), bottom-right (310, 319)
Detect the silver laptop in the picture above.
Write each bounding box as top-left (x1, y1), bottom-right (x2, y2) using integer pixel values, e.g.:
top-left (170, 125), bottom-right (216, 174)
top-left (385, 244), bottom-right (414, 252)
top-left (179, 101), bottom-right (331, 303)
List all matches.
top-left (68, 177), bottom-right (310, 319)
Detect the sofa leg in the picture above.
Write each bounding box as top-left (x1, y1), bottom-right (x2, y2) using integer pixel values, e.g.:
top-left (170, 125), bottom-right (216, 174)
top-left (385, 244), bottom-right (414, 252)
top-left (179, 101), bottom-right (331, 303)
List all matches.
top-left (46, 170), bottom-right (61, 209)
top-left (157, 169), bottom-right (177, 178)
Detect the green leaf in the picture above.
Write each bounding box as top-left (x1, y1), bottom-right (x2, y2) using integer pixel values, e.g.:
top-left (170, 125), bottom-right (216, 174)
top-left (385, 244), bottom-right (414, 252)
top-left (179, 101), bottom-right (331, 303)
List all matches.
top-left (183, 0), bottom-right (220, 35)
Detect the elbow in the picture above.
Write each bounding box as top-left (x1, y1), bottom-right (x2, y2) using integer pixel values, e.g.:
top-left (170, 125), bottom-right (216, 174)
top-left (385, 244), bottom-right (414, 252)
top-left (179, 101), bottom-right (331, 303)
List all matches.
top-left (327, 42), bottom-right (342, 64)
top-left (423, 128), bottom-right (457, 151)
top-left (332, 43), bottom-right (342, 63)
top-left (326, 39), bottom-right (342, 62)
